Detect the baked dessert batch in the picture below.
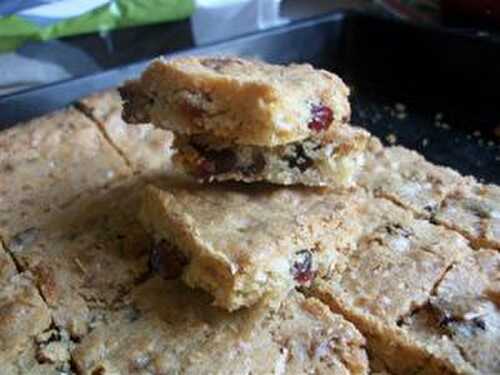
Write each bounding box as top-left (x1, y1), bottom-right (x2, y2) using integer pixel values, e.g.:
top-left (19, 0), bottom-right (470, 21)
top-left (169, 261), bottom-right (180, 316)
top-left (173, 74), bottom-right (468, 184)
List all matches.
top-left (0, 57), bottom-right (498, 374)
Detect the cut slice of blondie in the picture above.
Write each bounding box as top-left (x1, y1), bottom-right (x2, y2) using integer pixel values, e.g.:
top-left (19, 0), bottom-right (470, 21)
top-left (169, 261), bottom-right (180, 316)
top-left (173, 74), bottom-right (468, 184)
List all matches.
top-left (312, 197), bottom-right (480, 375)
top-left (10, 179), bottom-right (153, 340)
top-left (357, 141), bottom-right (470, 218)
top-left (401, 249), bottom-right (500, 375)
top-left (0, 107), bottom-right (131, 243)
top-left (435, 183), bottom-right (500, 250)
top-left (140, 184), bottom-right (367, 311)
top-left (174, 122), bottom-right (368, 186)
top-left (73, 277), bottom-right (369, 375)
top-left (120, 57), bottom-right (351, 146)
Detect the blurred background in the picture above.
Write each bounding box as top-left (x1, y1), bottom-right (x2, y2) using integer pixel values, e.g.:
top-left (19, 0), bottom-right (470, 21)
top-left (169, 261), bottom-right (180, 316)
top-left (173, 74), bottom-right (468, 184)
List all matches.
top-left (0, 0), bottom-right (498, 96)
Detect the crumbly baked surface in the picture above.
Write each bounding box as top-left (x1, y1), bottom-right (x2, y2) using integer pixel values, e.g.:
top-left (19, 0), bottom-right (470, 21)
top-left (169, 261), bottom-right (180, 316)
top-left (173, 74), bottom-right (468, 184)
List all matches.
top-left (357, 140), bottom-right (470, 218)
top-left (10, 180), bottom-right (152, 340)
top-left (0, 107), bottom-right (130, 243)
top-left (358, 139), bottom-right (499, 251)
top-left (435, 183), bottom-right (500, 250)
top-left (140, 183), bottom-right (368, 311)
top-left (0, 268), bottom-right (53, 372)
top-left (78, 90), bottom-right (175, 176)
top-left (120, 57), bottom-right (351, 147)
top-left (401, 249), bottom-right (500, 375)
top-left (73, 277), bottom-right (369, 375)
top-left (311, 197), bottom-right (483, 375)
top-left (174, 123), bottom-right (369, 187)
top-left (0, 241), bottom-right (17, 283)
top-left (0, 104), bottom-right (157, 373)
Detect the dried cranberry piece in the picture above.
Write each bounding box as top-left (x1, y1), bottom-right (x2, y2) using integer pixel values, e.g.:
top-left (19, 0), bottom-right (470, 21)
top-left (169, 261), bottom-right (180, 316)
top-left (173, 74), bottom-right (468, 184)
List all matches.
top-left (308, 104), bottom-right (333, 132)
top-left (212, 149), bottom-right (238, 174)
top-left (291, 249), bottom-right (315, 284)
top-left (197, 159), bottom-right (217, 178)
top-left (196, 148), bottom-right (237, 178)
top-left (150, 240), bottom-right (188, 280)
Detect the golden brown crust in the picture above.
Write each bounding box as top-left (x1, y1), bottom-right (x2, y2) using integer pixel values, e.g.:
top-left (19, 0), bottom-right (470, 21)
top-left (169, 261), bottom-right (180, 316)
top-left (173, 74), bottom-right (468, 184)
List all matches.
top-left (120, 57), bottom-right (351, 146)
top-left (140, 183), bottom-right (369, 311)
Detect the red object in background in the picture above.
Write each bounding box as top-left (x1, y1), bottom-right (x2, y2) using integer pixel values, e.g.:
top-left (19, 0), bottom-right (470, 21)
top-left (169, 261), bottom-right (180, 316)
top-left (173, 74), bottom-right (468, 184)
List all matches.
top-left (442, 0), bottom-right (500, 24)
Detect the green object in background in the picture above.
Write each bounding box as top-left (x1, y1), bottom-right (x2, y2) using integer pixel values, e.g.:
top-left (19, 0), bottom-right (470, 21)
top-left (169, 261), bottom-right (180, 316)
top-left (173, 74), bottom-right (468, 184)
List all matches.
top-left (0, 0), bottom-right (194, 53)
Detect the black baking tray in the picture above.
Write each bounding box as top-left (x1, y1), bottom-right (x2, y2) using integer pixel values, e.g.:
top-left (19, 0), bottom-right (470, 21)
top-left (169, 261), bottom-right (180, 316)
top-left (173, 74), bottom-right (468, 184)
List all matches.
top-left (1, 11), bottom-right (499, 183)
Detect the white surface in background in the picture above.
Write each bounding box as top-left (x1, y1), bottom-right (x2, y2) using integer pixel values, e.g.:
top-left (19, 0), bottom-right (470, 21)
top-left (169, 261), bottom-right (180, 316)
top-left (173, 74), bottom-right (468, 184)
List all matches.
top-left (19, 0), bottom-right (109, 19)
top-left (191, 0), bottom-right (288, 45)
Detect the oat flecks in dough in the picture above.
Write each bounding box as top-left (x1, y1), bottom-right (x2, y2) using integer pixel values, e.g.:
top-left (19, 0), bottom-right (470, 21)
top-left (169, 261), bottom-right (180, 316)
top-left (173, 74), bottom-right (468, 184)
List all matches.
top-left (73, 277), bottom-right (369, 375)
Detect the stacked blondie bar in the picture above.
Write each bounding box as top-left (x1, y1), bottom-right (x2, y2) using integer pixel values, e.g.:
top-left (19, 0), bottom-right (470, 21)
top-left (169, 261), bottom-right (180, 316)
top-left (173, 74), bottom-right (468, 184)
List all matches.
top-left (0, 57), bottom-right (497, 374)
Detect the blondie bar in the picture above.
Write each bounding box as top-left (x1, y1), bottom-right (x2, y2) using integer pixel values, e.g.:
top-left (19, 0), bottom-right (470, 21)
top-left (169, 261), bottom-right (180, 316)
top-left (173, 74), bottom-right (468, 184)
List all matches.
top-left (73, 277), bottom-right (369, 375)
top-left (10, 180), bottom-right (152, 339)
top-left (140, 183), bottom-right (367, 311)
top-left (312, 197), bottom-right (482, 374)
top-left (0, 108), bottom-right (130, 243)
top-left (121, 57), bottom-right (368, 186)
top-left (357, 142), bottom-right (469, 218)
top-left (174, 122), bottom-right (368, 186)
top-left (400, 249), bottom-right (500, 375)
top-left (121, 57), bottom-right (351, 146)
